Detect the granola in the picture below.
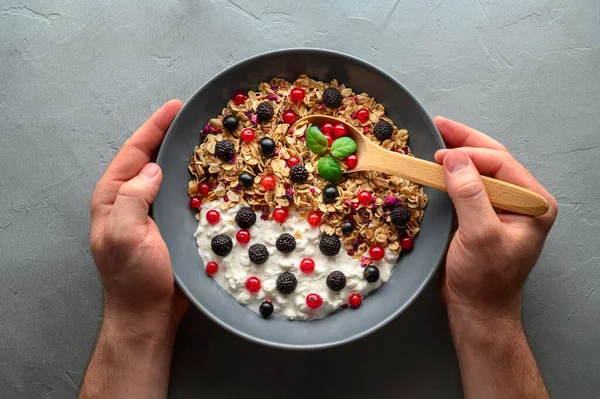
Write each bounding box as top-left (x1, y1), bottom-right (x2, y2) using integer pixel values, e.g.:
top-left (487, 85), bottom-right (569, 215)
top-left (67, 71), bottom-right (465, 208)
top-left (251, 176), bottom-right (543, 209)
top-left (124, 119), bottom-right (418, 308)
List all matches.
top-left (188, 75), bottom-right (427, 260)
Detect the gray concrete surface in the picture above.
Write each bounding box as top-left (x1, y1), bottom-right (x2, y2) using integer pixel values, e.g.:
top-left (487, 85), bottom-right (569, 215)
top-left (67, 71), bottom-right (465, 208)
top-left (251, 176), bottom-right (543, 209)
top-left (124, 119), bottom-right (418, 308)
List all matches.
top-left (1, 0), bottom-right (598, 397)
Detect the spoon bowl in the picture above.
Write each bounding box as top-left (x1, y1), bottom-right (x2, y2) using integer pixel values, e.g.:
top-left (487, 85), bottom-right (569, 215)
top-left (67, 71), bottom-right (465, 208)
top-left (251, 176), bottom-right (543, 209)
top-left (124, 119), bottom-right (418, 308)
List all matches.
top-left (294, 115), bottom-right (549, 216)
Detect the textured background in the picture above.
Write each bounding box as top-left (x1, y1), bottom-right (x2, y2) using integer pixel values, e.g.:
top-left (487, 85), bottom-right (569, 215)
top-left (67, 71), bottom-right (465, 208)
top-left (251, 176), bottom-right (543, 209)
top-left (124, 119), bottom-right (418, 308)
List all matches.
top-left (1, 0), bottom-right (599, 398)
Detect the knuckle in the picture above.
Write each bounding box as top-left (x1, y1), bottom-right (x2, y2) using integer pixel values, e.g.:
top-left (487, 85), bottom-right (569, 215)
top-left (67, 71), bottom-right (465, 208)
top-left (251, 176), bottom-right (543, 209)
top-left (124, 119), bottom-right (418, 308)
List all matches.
top-left (116, 182), bottom-right (136, 198)
top-left (116, 181), bottom-right (145, 202)
top-left (102, 224), bottom-right (121, 247)
top-left (103, 223), bottom-right (136, 251)
top-left (467, 224), bottom-right (503, 248)
top-left (455, 179), bottom-right (485, 200)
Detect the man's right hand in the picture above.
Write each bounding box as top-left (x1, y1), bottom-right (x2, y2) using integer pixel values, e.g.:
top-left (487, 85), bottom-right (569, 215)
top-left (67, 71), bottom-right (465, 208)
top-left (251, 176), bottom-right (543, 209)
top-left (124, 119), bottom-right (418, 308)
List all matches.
top-left (434, 116), bottom-right (558, 324)
top-left (434, 116), bottom-right (557, 399)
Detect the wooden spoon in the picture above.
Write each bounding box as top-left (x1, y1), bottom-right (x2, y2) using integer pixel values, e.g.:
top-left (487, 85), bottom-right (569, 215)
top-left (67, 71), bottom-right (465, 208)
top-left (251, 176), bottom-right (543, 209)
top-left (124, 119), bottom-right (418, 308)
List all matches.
top-left (293, 115), bottom-right (548, 216)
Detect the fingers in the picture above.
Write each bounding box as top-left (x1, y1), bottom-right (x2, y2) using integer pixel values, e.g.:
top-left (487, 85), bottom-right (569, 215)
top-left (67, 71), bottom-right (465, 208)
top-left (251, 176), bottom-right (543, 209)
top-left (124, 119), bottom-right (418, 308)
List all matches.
top-left (434, 116), bottom-right (508, 152)
top-left (443, 151), bottom-right (501, 239)
top-left (435, 147), bottom-right (513, 177)
top-left (109, 163), bottom-right (163, 234)
top-left (108, 99), bottom-right (183, 182)
top-left (91, 99), bottom-right (183, 221)
top-left (437, 147), bottom-right (558, 230)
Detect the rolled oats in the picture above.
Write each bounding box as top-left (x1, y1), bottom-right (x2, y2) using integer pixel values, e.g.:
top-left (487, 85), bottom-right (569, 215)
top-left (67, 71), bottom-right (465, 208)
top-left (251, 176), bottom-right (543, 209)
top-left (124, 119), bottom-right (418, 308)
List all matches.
top-left (189, 75), bottom-right (428, 258)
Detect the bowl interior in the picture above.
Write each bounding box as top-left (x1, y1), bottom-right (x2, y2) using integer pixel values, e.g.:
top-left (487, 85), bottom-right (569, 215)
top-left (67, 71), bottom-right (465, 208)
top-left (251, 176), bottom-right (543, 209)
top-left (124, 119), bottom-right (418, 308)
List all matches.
top-left (154, 49), bottom-right (453, 349)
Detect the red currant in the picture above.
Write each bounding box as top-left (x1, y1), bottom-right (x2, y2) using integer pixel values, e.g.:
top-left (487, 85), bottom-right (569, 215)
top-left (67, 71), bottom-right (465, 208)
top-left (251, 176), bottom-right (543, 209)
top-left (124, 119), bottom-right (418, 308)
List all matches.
top-left (189, 197), bottom-right (201, 209)
top-left (245, 276), bottom-right (261, 293)
top-left (349, 293), bottom-right (362, 308)
top-left (345, 154), bottom-right (358, 169)
top-left (236, 229), bottom-right (251, 244)
top-left (400, 236), bottom-right (414, 250)
top-left (199, 182), bottom-right (211, 195)
top-left (290, 87), bottom-right (305, 102)
top-left (333, 123), bottom-right (348, 138)
top-left (233, 92), bottom-right (246, 105)
top-left (307, 211), bottom-right (322, 227)
top-left (300, 258), bottom-right (315, 274)
top-left (261, 175), bottom-right (276, 190)
top-left (240, 128), bottom-right (255, 142)
top-left (321, 123), bottom-right (334, 135)
top-left (286, 157), bottom-right (300, 168)
top-left (273, 207), bottom-right (289, 223)
top-left (205, 261), bottom-right (219, 275)
top-left (323, 132), bottom-right (333, 147)
top-left (206, 210), bottom-right (221, 225)
top-left (369, 245), bottom-right (385, 261)
top-left (356, 108), bottom-right (370, 123)
top-left (282, 110), bottom-right (297, 124)
top-left (306, 293), bottom-right (323, 309)
top-left (357, 190), bottom-right (372, 206)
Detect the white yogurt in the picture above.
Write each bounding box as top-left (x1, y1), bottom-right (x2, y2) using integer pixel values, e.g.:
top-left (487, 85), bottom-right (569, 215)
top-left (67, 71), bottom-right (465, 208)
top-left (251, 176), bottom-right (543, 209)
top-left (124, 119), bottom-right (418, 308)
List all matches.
top-left (194, 201), bottom-right (397, 320)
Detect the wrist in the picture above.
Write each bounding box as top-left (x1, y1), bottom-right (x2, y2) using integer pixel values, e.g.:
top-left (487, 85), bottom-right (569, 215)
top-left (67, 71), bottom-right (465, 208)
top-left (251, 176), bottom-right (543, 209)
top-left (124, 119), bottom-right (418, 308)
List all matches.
top-left (103, 302), bottom-right (178, 348)
top-left (447, 303), bottom-right (523, 350)
top-left (446, 303), bottom-right (549, 399)
top-left (80, 307), bottom-right (176, 398)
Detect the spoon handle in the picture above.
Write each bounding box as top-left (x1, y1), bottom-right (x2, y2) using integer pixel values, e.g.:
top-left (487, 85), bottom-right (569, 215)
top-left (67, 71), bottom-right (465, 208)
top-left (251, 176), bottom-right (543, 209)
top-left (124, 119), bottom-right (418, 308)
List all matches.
top-left (360, 149), bottom-right (549, 216)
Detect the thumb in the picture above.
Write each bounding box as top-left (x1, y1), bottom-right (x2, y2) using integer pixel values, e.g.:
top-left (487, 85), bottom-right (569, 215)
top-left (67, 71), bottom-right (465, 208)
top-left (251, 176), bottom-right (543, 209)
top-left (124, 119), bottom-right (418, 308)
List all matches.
top-left (110, 163), bottom-right (162, 228)
top-left (443, 151), bottom-right (499, 235)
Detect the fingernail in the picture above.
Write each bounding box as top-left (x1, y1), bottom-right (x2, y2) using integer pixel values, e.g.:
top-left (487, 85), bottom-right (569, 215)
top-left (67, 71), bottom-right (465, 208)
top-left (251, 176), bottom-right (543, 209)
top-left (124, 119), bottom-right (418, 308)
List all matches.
top-left (444, 151), bottom-right (469, 174)
top-left (139, 163), bottom-right (160, 179)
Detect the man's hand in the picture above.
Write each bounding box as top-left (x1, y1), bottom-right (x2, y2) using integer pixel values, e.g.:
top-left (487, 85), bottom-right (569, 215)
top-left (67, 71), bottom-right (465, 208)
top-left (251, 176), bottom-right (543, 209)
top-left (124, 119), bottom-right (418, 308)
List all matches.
top-left (434, 116), bottom-right (558, 324)
top-left (90, 99), bottom-right (188, 327)
top-left (81, 100), bottom-right (188, 399)
top-left (434, 116), bottom-right (558, 398)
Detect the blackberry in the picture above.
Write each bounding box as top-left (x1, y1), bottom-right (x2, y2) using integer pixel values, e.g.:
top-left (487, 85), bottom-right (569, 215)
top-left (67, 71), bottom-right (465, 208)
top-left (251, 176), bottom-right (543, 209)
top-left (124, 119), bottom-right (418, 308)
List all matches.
top-left (275, 233), bottom-right (296, 253)
top-left (323, 184), bottom-right (339, 203)
top-left (223, 115), bottom-right (239, 131)
top-left (276, 272), bottom-right (297, 295)
top-left (259, 301), bottom-right (274, 318)
top-left (215, 140), bottom-right (235, 162)
top-left (341, 221), bottom-right (354, 235)
top-left (319, 234), bottom-right (341, 257)
top-left (322, 87), bottom-right (343, 108)
top-left (238, 172), bottom-right (255, 188)
top-left (211, 234), bottom-right (233, 257)
top-left (256, 102), bottom-right (274, 122)
top-left (289, 164), bottom-right (308, 183)
top-left (326, 270), bottom-right (347, 292)
top-left (390, 206), bottom-right (411, 226)
top-left (248, 243), bottom-right (269, 265)
top-left (373, 120), bottom-right (394, 141)
top-left (364, 266), bottom-right (380, 283)
top-left (235, 207), bottom-right (257, 228)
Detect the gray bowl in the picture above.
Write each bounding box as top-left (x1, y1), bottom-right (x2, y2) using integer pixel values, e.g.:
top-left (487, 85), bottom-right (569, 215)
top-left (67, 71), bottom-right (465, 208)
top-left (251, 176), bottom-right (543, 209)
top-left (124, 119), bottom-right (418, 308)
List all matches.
top-left (154, 48), bottom-right (453, 349)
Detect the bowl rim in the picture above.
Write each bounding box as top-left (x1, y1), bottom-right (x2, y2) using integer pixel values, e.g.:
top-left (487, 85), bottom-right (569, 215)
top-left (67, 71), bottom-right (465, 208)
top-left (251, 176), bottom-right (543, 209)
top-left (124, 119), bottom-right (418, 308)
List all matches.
top-left (156, 47), bottom-right (453, 350)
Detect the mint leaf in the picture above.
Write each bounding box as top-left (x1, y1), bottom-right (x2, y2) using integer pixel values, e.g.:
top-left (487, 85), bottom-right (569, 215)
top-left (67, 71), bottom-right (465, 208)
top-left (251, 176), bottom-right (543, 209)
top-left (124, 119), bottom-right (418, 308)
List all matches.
top-left (317, 156), bottom-right (342, 182)
top-left (306, 125), bottom-right (328, 154)
top-left (331, 137), bottom-right (357, 160)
